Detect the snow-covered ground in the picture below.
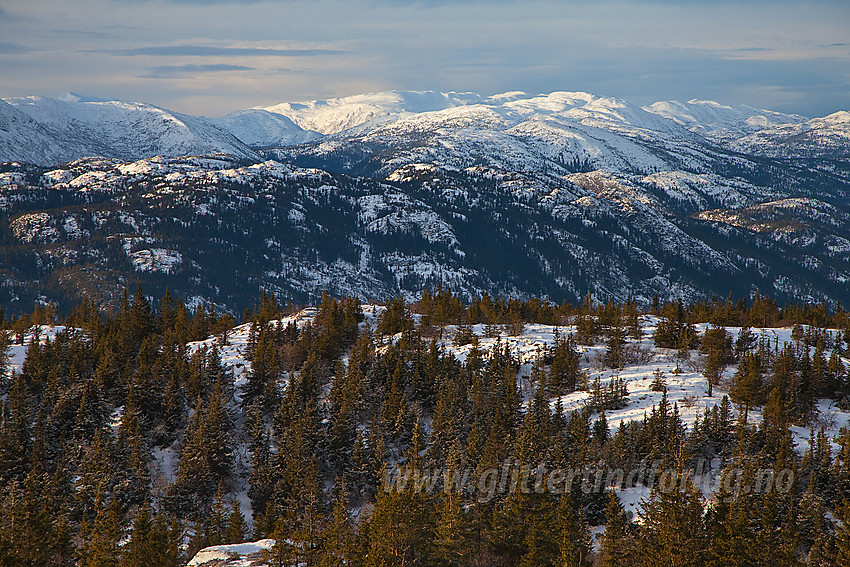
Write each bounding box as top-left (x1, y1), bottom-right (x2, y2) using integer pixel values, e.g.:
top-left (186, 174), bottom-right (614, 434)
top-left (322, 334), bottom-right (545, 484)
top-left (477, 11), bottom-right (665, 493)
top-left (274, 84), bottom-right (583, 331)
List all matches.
top-left (4, 325), bottom-right (70, 377)
top-left (185, 306), bottom-right (321, 404)
top-left (435, 319), bottom-right (848, 440)
top-left (433, 317), bottom-right (850, 522)
top-left (186, 538), bottom-right (274, 566)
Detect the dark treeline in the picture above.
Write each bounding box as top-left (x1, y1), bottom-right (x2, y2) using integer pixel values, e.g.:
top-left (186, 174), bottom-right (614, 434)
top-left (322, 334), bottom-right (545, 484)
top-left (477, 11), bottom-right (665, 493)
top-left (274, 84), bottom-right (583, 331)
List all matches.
top-left (0, 287), bottom-right (849, 566)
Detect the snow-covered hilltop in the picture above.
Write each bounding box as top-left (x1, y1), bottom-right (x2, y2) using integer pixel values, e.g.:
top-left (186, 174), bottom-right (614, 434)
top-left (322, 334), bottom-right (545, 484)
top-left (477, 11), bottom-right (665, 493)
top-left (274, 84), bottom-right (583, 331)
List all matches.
top-left (731, 111), bottom-right (850, 158)
top-left (9, 309), bottom-right (848, 567)
top-left (0, 94), bottom-right (257, 166)
top-left (2, 89), bottom-right (846, 166)
top-left (254, 90), bottom-right (846, 180)
top-left (255, 89), bottom-right (804, 144)
top-left (645, 99), bottom-right (807, 145)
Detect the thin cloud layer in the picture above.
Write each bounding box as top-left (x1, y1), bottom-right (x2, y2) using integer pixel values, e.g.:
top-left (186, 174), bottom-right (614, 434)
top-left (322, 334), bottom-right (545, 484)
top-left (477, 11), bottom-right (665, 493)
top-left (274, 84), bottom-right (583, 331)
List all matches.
top-left (0, 42), bottom-right (32, 55)
top-left (112, 45), bottom-right (343, 57)
top-left (143, 63), bottom-right (255, 78)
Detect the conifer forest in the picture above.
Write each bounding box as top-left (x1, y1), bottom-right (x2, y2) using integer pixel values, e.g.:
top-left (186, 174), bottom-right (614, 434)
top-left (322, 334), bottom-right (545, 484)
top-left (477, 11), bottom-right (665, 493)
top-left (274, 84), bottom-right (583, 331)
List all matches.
top-left (1, 288), bottom-right (850, 566)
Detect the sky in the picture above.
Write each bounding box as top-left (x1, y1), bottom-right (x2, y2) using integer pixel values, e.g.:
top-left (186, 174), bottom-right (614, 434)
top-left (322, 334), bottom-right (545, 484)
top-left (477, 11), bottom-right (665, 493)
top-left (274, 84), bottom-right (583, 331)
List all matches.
top-left (1, 0), bottom-right (848, 118)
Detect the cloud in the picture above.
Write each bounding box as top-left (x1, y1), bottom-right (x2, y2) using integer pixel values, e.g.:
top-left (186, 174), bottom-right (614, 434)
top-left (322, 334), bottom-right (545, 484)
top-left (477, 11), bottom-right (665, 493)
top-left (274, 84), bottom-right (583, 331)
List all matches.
top-left (0, 42), bottom-right (32, 55)
top-left (111, 45), bottom-right (344, 57)
top-left (132, 0), bottom-right (267, 4)
top-left (142, 63), bottom-right (255, 77)
top-left (50, 28), bottom-right (117, 39)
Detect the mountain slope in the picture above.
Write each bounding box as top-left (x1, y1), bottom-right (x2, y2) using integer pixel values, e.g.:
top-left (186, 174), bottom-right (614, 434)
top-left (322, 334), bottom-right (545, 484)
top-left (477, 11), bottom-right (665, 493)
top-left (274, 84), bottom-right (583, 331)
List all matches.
top-left (269, 92), bottom-right (847, 216)
top-left (211, 109), bottom-right (321, 147)
top-left (644, 99), bottom-right (807, 145)
top-left (1, 153), bottom-right (848, 314)
top-left (730, 111), bottom-right (850, 158)
top-left (1, 95), bottom-right (258, 165)
top-left (267, 92), bottom-right (715, 179)
top-left (261, 90), bottom-right (486, 135)
top-left (1, 89), bottom-right (849, 313)
top-left (0, 100), bottom-right (86, 166)
top-left (1, 88), bottom-right (843, 170)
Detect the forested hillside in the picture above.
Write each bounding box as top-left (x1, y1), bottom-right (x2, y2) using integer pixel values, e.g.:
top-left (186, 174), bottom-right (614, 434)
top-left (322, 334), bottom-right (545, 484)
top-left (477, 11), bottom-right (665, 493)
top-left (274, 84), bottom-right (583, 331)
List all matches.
top-left (3, 92), bottom-right (850, 314)
top-left (1, 289), bottom-right (850, 565)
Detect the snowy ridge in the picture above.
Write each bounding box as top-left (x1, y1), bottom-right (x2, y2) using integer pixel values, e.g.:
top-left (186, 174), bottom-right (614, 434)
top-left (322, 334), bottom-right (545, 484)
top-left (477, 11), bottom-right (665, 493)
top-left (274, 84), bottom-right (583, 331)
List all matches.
top-left (0, 100), bottom-right (84, 167)
top-left (730, 111), bottom-right (850, 158)
top-left (644, 99), bottom-right (807, 144)
top-left (1, 88), bottom-right (846, 169)
top-left (261, 90), bottom-right (486, 135)
top-left (272, 89), bottom-right (830, 184)
top-left (262, 90), bottom-right (702, 140)
top-left (168, 312), bottom-right (850, 466)
top-left (211, 109), bottom-right (321, 147)
top-left (1, 96), bottom-right (258, 165)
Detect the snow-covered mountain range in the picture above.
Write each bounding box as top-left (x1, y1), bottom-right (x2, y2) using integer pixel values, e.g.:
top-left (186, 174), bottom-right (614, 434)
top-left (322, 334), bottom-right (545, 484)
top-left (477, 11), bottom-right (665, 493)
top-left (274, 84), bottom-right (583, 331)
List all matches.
top-left (1, 89), bottom-right (848, 312)
top-left (3, 89), bottom-right (846, 166)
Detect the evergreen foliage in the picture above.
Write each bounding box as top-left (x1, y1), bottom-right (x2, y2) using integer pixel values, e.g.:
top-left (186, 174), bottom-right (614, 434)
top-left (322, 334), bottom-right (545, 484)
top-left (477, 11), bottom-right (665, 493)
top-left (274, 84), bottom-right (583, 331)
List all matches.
top-left (0, 287), bottom-right (847, 565)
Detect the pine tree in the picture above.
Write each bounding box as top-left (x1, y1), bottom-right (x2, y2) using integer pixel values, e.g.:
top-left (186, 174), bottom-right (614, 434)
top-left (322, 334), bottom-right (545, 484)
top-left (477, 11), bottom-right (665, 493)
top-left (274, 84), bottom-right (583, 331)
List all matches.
top-left (432, 443), bottom-right (473, 567)
top-left (700, 326), bottom-right (732, 397)
top-left (650, 369), bottom-right (667, 393)
top-left (519, 504), bottom-right (559, 567)
top-left (120, 502), bottom-right (180, 567)
top-left (0, 329), bottom-right (9, 379)
top-left (730, 351), bottom-right (764, 424)
top-left (549, 333), bottom-right (580, 393)
top-left (287, 455), bottom-right (325, 567)
top-left (243, 323), bottom-right (282, 412)
top-left (833, 498), bottom-right (850, 565)
top-left (173, 381), bottom-right (234, 512)
top-left (0, 377), bottom-right (30, 484)
top-left (321, 479), bottom-right (357, 567)
top-left (203, 485), bottom-right (229, 546)
top-left (708, 458), bottom-right (800, 567)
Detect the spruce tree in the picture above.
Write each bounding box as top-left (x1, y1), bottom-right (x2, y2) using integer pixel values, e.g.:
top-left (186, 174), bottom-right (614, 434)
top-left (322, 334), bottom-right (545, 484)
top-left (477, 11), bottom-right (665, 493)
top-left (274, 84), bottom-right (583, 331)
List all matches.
top-left (833, 498), bottom-right (850, 565)
top-left (321, 479), bottom-right (358, 567)
top-left (365, 423), bottom-right (433, 567)
top-left (225, 500), bottom-right (248, 544)
top-left (601, 490), bottom-right (633, 567)
top-left (120, 502), bottom-right (180, 567)
top-left (557, 492), bottom-right (592, 567)
top-left (433, 443), bottom-right (473, 567)
top-left (636, 476), bottom-right (707, 567)
top-left (79, 496), bottom-right (122, 567)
